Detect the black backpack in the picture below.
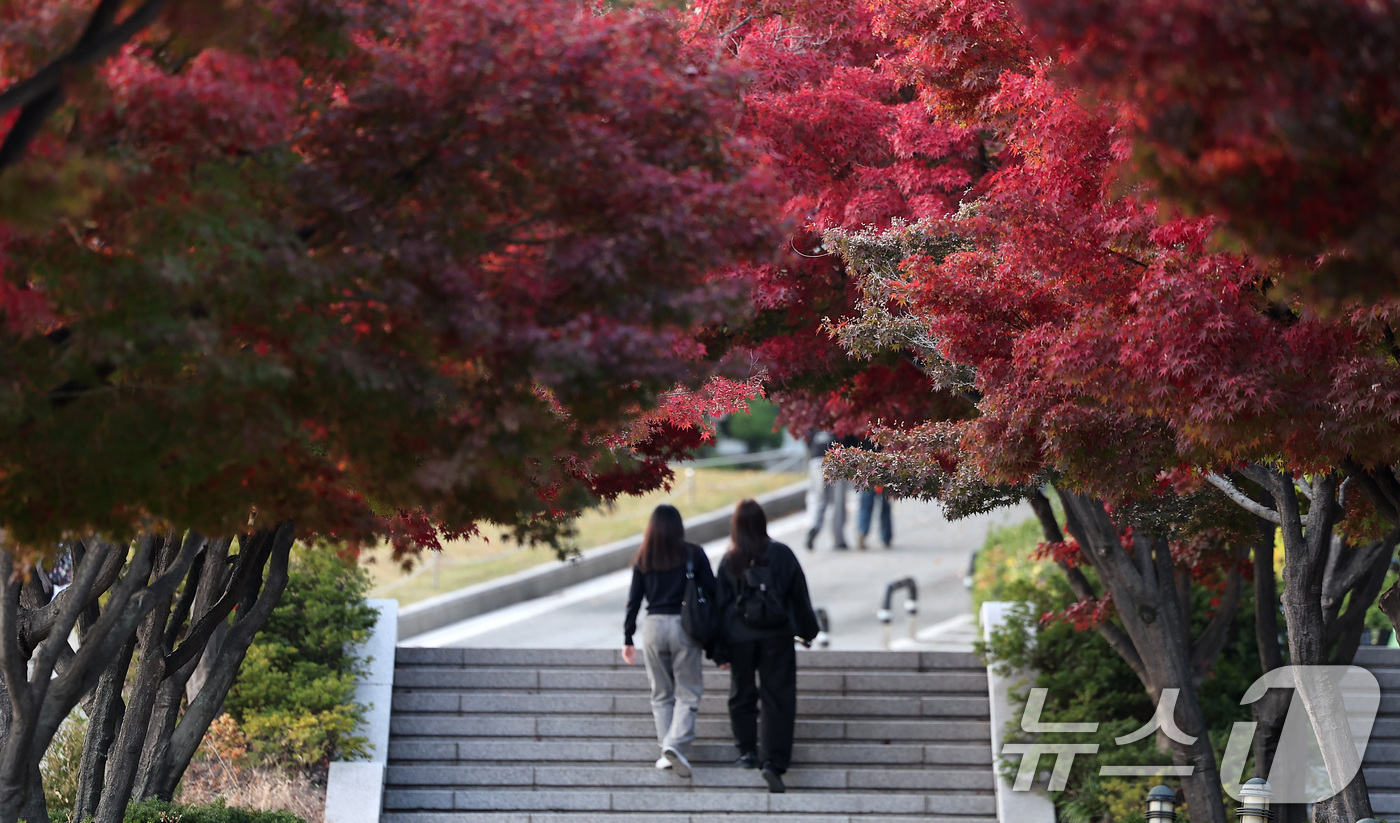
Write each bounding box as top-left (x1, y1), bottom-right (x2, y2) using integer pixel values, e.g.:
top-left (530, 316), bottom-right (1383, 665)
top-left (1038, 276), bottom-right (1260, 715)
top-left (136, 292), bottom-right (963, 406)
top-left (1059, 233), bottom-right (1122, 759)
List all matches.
top-left (680, 547), bottom-right (719, 644)
top-left (736, 559), bottom-right (790, 631)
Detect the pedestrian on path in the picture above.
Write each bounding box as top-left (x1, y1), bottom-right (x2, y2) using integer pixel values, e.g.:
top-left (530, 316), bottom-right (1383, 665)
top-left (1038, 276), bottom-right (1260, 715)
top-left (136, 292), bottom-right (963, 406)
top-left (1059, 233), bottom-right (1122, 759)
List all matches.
top-left (713, 499), bottom-right (821, 794)
top-left (855, 485), bottom-right (893, 550)
top-left (621, 504), bottom-right (716, 778)
top-left (804, 430), bottom-right (857, 550)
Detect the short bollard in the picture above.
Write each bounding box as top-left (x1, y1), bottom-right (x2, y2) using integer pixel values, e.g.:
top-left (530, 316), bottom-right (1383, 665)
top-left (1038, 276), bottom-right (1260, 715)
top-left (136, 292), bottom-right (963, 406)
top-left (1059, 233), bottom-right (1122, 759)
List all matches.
top-left (814, 607), bottom-right (831, 649)
top-left (1237, 778), bottom-right (1273, 822)
top-left (878, 577), bottom-right (918, 648)
top-left (1144, 785), bottom-right (1177, 821)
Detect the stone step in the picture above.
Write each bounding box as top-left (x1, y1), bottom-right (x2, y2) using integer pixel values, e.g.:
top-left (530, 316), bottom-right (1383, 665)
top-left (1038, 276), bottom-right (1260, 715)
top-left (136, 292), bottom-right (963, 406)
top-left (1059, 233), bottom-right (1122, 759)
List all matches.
top-left (390, 692), bottom-right (989, 718)
top-left (383, 813), bottom-right (997, 823)
top-left (391, 667), bottom-right (987, 694)
top-left (383, 764), bottom-right (996, 792)
top-left (1366, 743), bottom-right (1400, 762)
top-left (383, 647), bottom-right (1000, 821)
top-left (383, 788), bottom-right (996, 816)
top-left (1370, 791), bottom-right (1400, 819)
top-left (395, 648), bottom-right (985, 672)
top-left (1361, 766), bottom-right (1400, 789)
top-left (1368, 718), bottom-right (1400, 739)
top-left (389, 715), bottom-right (990, 742)
top-left (390, 739), bottom-right (992, 767)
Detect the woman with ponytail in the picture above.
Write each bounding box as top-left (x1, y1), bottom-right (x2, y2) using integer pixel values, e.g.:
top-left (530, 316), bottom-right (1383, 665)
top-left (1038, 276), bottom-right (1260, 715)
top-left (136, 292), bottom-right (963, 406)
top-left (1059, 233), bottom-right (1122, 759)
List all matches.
top-left (622, 504), bottom-right (716, 777)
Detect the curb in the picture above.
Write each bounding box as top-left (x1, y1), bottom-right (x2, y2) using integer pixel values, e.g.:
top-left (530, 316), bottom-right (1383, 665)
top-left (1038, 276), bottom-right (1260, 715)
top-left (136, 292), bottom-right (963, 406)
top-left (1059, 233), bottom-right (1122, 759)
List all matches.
top-left (396, 480), bottom-right (809, 641)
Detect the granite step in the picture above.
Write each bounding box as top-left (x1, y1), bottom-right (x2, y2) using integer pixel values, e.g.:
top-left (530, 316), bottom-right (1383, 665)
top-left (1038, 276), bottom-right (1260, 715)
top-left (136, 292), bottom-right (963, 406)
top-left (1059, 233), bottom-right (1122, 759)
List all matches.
top-left (383, 647), bottom-right (998, 821)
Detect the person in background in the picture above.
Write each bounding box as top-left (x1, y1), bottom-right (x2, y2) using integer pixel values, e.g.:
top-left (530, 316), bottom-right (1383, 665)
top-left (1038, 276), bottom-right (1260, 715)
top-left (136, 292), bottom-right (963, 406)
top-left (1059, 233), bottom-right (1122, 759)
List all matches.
top-left (621, 504), bottom-right (716, 778)
top-left (804, 430), bottom-right (856, 550)
top-left (855, 485), bottom-right (893, 550)
top-left (713, 499), bottom-right (821, 794)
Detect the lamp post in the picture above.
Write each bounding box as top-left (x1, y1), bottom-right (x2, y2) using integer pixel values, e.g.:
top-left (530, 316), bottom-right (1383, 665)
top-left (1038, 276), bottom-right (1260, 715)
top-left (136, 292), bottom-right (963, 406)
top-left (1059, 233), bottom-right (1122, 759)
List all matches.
top-left (1237, 777), bottom-right (1273, 822)
top-left (1145, 785), bottom-right (1177, 821)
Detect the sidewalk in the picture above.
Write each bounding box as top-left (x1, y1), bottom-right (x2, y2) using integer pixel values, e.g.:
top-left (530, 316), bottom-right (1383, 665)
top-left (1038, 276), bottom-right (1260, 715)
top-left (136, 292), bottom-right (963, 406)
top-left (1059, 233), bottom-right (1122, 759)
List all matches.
top-left (403, 496), bottom-right (1031, 650)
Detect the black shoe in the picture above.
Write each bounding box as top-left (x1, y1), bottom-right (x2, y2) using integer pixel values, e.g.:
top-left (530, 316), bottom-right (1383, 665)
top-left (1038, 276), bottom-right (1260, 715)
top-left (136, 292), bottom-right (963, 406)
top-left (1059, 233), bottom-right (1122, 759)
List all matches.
top-left (761, 764), bottom-right (785, 793)
top-left (833, 543), bottom-right (849, 551)
top-left (734, 751), bottom-right (758, 769)
top-left (805, 529), bottom-right (817, 550)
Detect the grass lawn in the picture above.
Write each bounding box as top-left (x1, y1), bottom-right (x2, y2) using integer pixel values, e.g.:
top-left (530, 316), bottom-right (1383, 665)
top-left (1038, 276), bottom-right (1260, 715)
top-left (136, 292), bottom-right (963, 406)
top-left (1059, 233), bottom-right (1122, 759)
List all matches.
top-left (363, 467), bottom-right (805, 606)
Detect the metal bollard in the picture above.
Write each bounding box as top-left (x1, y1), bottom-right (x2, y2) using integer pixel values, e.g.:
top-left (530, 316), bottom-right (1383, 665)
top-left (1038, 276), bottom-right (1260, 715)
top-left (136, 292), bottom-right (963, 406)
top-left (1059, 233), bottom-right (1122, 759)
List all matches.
top-left (878, 577), bottom-right (918, 649)
top-left (1236, 778), bottom-right (1273, 822)
top-left (814, 608), bottom-right (831, 649)
top-left (1144, 785), bottom-right (1177, 821)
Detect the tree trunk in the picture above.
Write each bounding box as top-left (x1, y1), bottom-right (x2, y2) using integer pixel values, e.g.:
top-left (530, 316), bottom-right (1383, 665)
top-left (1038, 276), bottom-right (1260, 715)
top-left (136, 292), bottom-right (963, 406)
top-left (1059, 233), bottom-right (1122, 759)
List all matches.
top-left (0, 533), bottom-right (201, 823)
top-left (1057, 491), bottom-right (1229, 823)
top-left (73, 635), bottom-right (135, 823)
top-left (1253, 470), bottom-right (1373, 822)
top-left (136, 524), bottom-right (294, 802)
top-left (93, 535), bottom-right (181, 823)
top-left (135, 539), bottom-right (232, 801)
top-left (1247, 519), bottom-right (1308, 823)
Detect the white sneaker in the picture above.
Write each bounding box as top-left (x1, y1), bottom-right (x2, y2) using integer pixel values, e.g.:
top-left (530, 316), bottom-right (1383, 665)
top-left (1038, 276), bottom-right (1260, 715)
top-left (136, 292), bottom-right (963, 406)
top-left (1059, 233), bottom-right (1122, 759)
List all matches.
top-left (655, 756), bottom-right (672, 770)
top-left (662, 746), bottom-right (692, 777)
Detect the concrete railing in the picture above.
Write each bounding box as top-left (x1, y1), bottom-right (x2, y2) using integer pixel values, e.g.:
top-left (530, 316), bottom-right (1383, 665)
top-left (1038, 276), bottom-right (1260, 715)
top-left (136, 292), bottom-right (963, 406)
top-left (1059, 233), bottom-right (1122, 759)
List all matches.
top-left (396, 480), bottom-right (807, 640)
top-left (981, 601), bottom-right (1056, 823)
top-left (325, 598), bottom-right (397, 823)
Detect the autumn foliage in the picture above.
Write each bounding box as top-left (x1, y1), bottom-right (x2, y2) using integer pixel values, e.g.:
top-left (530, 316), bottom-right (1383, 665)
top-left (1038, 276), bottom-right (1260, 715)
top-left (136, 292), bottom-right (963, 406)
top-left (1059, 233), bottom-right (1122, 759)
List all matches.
top-left (0, 3), bottom-right (782, 822)
top-left (0, 0), bottom-right (779, 556)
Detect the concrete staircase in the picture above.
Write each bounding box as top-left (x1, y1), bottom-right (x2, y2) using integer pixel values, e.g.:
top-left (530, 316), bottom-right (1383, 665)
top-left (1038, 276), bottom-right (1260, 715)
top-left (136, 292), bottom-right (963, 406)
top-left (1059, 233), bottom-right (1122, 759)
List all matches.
top-left (384, 647), bottom-right (998, 823)
top-left (1358, 646), bottom-right (1400, 820)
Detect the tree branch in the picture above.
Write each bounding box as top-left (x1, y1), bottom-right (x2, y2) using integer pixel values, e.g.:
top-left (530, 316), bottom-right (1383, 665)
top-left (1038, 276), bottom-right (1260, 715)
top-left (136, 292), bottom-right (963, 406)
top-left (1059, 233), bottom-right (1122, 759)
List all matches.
top-left (157, 522), bottom-right (294, 799)
top-left (18, 542), bottom-right (124, 654)
top-left (1341, 459), bottom-right (1400, 527)
top-left (0, 0), bottom-right (170, 171)
top-left (1206, 472), bottom-right (1282, 524)
top-left (164, 535), bottom-right (260, 672)
top-left (1253, 519), bottom-right (1284, 672)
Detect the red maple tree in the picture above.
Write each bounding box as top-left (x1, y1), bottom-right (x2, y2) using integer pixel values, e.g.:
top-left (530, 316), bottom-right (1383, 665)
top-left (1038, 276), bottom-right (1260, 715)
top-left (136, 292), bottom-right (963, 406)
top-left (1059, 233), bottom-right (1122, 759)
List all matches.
top-left (0, 2), bottom-right (779, 821)
top-left (685, 0), bottom-right (982, 437)
top-left (822, 2), bottom-right (1399, 820)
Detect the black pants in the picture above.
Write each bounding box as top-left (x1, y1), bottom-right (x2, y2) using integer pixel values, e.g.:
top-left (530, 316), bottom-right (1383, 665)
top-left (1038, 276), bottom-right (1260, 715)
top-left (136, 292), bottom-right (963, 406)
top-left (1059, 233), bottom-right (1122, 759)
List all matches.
top-left (727, 634), bottom-right (797, 773)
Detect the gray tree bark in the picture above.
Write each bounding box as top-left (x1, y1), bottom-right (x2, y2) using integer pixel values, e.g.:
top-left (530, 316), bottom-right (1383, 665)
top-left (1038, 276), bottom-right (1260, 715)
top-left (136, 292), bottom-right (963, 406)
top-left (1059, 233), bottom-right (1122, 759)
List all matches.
top-left (1249, 519), bottom-right (1307, 823)
top-left (1246, 468), bottom-right (1378, 823)
top-left (133, 524), bottom-right (293, 803)
top-left (0, 532), bottom-right (201, 823)
top-left (1056, 491), bottom-right (1232, 823)
top-left (73, 635), bottom-right (135, 823)
top-left (92, 534), bottom-right (184, 823)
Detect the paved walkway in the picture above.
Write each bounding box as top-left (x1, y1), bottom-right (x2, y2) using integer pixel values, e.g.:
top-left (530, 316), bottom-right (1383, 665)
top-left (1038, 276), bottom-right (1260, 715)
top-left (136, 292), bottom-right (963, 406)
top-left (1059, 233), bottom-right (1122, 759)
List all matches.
top-left (402, 496), bottom-right (1032, 650)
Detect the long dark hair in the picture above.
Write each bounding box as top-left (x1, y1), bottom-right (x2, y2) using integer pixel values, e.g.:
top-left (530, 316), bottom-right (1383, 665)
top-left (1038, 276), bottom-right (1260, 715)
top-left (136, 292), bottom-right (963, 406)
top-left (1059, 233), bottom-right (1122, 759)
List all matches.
top-left (723, 499), bottom-right (769, 575)
top-left (633, 504), bottom-right (687, 573)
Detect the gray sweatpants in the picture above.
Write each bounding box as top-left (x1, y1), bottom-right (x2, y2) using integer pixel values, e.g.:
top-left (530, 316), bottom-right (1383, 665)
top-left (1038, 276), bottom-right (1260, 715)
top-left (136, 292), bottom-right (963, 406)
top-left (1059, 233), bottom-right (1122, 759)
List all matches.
top-left (640, 614), bottom-right (704, 756)
top-left (806, 456), bottom-right (848, 543)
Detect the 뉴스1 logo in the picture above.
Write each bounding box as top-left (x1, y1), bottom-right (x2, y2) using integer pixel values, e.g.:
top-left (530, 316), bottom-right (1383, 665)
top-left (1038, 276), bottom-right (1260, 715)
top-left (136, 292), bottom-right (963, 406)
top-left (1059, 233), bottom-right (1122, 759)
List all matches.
top-left (1004, 665), bottom-right (1380, 802)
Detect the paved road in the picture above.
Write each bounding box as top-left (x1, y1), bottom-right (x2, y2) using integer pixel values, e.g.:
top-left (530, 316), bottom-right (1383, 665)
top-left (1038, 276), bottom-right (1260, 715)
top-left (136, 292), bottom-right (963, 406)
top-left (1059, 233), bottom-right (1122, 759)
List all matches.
top-left (403, 496), bottom-right (1032, 650)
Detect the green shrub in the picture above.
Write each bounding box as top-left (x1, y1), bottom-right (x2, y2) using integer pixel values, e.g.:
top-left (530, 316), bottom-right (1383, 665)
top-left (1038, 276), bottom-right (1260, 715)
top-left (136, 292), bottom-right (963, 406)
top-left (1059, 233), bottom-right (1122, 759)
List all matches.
top-left (224, 543), bottom-right (378, 767)
top-left (721, 399), bottom-right (783, 452)
top-left (125, 799), bottom-right (304, 823)
top-left (975, 518), bottom-right (1260, 823)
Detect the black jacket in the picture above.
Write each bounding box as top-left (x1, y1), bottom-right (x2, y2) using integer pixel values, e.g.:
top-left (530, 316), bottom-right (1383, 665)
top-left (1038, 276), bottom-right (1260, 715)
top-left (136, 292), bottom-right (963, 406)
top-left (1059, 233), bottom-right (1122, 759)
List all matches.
top-left (623, 543), bottom-right (716, 646)
top-left (711, 540), bottom-right (820, 664)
